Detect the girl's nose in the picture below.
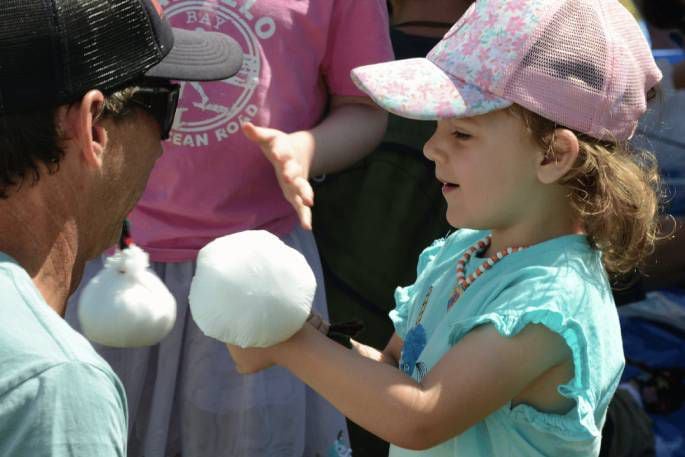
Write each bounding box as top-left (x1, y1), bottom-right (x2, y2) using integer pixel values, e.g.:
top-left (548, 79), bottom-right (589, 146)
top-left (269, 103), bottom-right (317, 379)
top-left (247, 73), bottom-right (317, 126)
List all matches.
top-left (423, 130), bottom-right (441, 163)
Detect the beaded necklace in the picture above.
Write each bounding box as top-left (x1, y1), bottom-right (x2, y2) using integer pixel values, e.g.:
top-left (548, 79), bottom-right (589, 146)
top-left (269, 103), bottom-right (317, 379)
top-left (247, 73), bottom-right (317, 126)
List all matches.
top-left (446, 235), bottom-right (526, 309)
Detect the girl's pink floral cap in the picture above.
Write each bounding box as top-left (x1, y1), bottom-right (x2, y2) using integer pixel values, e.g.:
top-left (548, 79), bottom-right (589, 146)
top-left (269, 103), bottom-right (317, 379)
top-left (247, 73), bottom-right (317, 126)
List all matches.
top-left (351, 0), bottom-right (662, 141)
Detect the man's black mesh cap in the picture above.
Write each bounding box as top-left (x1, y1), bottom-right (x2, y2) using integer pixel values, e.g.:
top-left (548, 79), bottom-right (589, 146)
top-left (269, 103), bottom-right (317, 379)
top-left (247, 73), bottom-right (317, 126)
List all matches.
top-left (0, 0), bottom-right (243, 114)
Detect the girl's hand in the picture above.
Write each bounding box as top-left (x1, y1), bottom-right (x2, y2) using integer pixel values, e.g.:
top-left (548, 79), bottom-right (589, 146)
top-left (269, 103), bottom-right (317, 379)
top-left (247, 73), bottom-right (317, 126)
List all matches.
top-left (241, 122), bottom-right (315, 230)
top-left (227, 319), bottom-right (326, 374)
top-left (226, 343), bottom-right (276, 374)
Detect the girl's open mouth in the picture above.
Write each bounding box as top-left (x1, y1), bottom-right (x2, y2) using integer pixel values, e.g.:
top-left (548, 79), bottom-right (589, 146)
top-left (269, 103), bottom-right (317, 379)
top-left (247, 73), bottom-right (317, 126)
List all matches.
top-left (442, 182), bottom-right (459, 193)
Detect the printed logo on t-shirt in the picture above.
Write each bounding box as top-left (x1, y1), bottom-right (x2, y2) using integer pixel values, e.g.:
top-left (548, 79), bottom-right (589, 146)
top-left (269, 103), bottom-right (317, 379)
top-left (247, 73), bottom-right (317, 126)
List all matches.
top-left (159, 0), bottom-right (275, 148)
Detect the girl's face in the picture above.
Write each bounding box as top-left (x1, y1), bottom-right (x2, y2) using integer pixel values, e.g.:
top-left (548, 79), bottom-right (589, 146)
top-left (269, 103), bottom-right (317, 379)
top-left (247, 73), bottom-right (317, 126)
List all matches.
top-left (424, 109), bottom-right (544, 232)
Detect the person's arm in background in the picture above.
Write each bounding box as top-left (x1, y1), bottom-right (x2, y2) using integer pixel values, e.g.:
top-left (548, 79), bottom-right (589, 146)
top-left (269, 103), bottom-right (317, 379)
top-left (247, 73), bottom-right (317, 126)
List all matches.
top-left (241, 97), bottom-right (387, 229)
top-left (242, 0), bottom-right (393, 229)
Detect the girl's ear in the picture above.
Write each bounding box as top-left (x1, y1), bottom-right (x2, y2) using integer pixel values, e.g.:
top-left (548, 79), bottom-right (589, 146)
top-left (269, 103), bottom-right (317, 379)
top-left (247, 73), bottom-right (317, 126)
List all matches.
top-left (537, 128), bottom-right (579, 184)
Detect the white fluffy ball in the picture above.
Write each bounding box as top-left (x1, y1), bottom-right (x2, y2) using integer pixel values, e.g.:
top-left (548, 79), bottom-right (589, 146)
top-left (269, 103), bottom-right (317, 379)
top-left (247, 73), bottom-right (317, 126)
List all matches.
top-left (189, 230), bottom-right (316, 348)
top-left (78, 246), bottom-right (177, 348)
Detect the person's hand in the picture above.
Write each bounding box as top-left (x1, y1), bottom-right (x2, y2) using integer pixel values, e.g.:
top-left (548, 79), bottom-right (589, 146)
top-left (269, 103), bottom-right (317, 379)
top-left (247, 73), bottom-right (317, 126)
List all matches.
top-left (227, 318), bottom-right (328, 374)
top-left (242, 122), bottom-right (315, 229)
top-left (226, 343), bottom-right (276, 374)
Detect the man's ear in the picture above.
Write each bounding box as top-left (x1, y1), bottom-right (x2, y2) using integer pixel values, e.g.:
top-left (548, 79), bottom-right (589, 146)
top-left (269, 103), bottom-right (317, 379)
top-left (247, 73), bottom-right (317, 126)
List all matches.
top-left (62, 90), bottom-right (107, 168)
top-left (536, 129), bottom-right (579, 184)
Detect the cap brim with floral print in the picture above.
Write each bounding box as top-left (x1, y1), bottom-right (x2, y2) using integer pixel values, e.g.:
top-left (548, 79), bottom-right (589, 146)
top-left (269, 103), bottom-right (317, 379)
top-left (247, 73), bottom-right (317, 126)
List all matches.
top-left (351, 57), bottom-right (511, 121)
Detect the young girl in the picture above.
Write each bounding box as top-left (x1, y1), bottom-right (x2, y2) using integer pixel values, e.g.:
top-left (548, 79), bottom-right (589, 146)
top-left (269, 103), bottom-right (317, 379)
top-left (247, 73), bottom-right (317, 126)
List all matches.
top-left (229, 0), bottom-right (662, 455)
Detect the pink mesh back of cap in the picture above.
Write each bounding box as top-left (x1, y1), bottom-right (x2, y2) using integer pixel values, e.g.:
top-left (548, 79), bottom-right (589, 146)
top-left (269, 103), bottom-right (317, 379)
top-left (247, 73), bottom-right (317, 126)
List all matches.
top-left (503, 0), bottom-right (661, 141)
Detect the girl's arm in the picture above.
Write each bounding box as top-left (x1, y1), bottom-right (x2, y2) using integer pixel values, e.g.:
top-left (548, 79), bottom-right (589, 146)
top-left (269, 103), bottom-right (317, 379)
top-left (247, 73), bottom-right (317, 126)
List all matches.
top-left (350, 332), bottom-right (403, 366)
top-left (241, 95), bottom-right (388, 229)
top-left (228, 322), bottom-right (571, 450)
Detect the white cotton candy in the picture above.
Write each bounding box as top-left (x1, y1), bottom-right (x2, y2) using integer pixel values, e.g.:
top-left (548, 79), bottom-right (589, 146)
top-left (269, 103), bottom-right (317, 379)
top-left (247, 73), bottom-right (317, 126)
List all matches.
top-left (189, 230), bottom-right (315, 348)
top-left (78, 245), bottom-right (177, 348)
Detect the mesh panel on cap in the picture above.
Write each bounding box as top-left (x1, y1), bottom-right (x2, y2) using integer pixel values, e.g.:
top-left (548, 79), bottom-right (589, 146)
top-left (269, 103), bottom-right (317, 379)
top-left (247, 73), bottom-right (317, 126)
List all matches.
top-left (599, 0), bottom-right (655, 138)
top-left (505, 0), bottom-right (609, 136)
top-left (502, 0), bottom-right (659, 140)
top-left (0, 0), bottom-right (165, 113)
top-left (59, 0), bottom-right (161, 100)
top-left (0, 1), bottom-right (61, 111)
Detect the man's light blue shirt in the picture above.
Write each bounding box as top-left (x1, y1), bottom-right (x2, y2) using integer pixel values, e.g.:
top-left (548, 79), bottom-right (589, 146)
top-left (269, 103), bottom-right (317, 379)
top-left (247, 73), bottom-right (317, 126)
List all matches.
top-left (0, 252), bottom-right (128, 456)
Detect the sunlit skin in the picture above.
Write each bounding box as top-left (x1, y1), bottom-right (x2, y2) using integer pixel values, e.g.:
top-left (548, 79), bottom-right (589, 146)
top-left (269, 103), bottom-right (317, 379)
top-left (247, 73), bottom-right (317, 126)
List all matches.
top-left (0, 90), bottom-right (164, 316)
top-left (241, 95), bottom-right (388, 230)
top-left (424, 110), bottom-right (582, 256)
top-left (227, 108), bottom-right (586, 450)
top-left (91, 106), bottom-right (163, 254)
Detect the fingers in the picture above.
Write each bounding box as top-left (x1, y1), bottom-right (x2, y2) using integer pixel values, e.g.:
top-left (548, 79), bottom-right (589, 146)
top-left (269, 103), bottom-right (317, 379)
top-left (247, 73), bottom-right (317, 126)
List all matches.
top-left (241, 122), bottom-right (278, 148)
top-left (290, 177), bottom-right (313, 230)
top-left (241, 122), bottom-right (314, 230)
top-left (278, 161), bottom-right (310, 200)
top-left (291, 194), bottom-right (312, 230)
top-left (293, 176), bottom-right (314, 206)
top-left (295, 199), bottom-right (312, 230)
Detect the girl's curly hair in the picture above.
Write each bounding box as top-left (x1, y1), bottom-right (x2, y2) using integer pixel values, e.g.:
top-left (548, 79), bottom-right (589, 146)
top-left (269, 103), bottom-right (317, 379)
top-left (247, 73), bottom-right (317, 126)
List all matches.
top-left (510, 104), bottom-right (662, 274)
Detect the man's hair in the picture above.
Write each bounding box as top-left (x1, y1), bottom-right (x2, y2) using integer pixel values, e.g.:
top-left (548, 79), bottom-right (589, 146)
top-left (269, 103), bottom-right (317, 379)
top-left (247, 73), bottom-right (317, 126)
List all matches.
top-left (0, 86), bottom-right (138, 198)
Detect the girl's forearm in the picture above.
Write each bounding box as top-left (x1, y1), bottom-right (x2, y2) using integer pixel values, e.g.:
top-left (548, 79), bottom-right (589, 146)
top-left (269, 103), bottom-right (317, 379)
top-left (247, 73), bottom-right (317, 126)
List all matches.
top-left (274, 325), bottom-right (431, 449)
top-left (349, 339), bottom-right (399, 366)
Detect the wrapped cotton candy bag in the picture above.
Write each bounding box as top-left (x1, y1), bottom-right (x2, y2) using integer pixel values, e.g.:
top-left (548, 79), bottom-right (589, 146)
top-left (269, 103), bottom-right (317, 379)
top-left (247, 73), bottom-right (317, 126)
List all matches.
top-left (189, 230), bottom-right (316, 348)
top-left (78, 245), bottom-right (177, 348)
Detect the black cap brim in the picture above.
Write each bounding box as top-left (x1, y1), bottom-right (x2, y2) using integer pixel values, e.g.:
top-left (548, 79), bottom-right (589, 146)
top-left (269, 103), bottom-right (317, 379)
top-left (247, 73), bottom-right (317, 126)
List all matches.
top-left (145, 28), bottom-right (243, 81)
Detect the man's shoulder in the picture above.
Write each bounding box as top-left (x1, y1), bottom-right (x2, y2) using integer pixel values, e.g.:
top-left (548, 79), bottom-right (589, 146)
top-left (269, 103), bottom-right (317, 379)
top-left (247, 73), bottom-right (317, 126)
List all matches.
top-left (0, 256), bottom-right (121, 402)
top-left (28, 360), bottom-right (124, 395)
top-left (0, 361), bottom-right (127, 457)
top-left (0, 342), bottom-right (125, 404)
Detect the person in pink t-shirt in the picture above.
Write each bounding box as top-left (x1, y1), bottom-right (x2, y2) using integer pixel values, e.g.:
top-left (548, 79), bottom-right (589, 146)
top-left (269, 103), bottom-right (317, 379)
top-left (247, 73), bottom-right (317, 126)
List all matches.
top-left (65, 1), bottom-right (393, 456)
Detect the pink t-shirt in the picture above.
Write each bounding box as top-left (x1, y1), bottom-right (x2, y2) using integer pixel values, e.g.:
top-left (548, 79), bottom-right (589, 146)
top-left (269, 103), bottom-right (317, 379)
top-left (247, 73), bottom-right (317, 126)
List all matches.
top-left (129, 0), bottom-right (393, 262)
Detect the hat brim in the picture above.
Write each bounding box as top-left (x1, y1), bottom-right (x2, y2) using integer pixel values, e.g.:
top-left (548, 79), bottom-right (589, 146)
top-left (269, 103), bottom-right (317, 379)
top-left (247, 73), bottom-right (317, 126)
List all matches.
top-left (351, 58), bottom-right (511, 121)
top-left (146, 29), bottom-right (243, 81)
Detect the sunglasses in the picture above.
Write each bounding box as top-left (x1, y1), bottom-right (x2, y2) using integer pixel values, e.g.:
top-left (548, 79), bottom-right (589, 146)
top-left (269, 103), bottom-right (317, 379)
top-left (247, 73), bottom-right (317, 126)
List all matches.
top-left (129, 81), bottom-right (180, 140)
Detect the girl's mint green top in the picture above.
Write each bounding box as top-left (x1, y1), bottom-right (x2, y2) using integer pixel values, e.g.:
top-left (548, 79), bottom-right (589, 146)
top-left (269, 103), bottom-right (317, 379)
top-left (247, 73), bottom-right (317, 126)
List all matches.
top-left (389, 229), bottom-right (623, 457)
top-left (0, 252), bottom-right (128, 457)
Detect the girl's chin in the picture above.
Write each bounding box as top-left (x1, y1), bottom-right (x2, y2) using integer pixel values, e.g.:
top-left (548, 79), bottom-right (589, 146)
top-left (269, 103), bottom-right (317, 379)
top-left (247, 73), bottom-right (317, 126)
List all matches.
top-left (445, 212), bottom-right (463, 229)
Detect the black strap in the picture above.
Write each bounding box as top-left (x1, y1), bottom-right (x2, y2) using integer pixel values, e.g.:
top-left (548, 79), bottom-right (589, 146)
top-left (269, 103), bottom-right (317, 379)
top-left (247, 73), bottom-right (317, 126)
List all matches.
top-left (327, 320), bottom-right (366, 349)
top-left (118, 219), bottom-right (132, 250)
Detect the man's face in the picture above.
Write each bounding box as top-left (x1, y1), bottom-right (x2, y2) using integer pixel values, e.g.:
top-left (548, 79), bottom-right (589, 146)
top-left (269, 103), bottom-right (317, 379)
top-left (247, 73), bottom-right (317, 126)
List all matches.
top-left (95, 107), bottom-right (163, 251)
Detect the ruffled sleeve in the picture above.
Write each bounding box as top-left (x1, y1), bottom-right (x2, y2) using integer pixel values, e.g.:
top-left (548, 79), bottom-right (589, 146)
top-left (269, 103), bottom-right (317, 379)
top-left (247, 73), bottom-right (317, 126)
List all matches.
top-left (390, 237), bottom-right (446, 339)
top-left (446, 276), bottom-right (603, 441)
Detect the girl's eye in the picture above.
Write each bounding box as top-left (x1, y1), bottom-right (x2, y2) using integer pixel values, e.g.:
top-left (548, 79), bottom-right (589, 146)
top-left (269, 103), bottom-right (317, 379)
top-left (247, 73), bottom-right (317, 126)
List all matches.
top-left (451, 130), bottom-right (471, 140)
